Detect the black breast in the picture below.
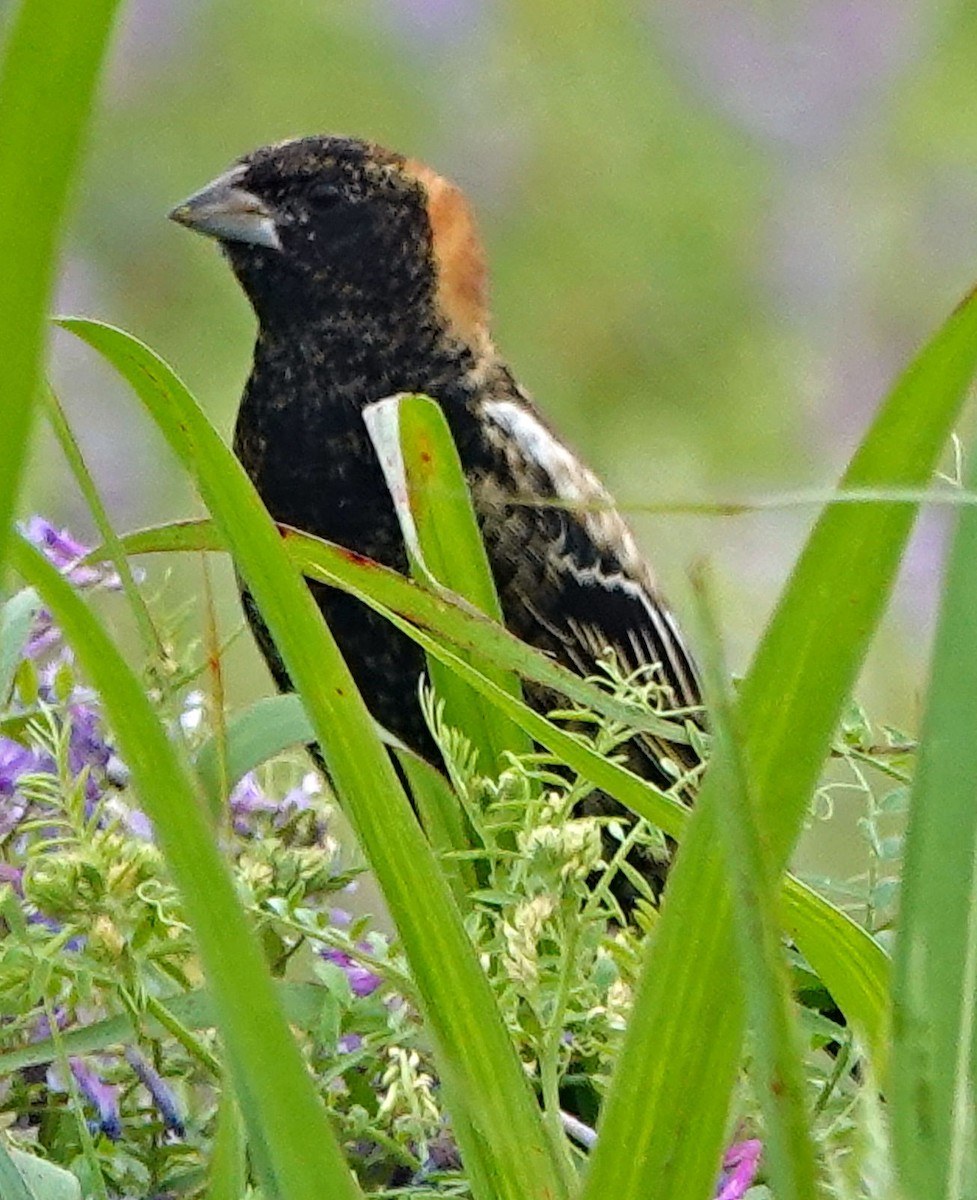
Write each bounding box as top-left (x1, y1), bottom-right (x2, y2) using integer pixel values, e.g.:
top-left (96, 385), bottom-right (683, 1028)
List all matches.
top-left (232, 328), bottom-right (483, 760)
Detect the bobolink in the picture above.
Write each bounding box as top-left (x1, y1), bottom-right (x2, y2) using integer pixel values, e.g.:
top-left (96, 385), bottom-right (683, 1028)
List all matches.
top-left (170, 135), bottom-right (701, 902)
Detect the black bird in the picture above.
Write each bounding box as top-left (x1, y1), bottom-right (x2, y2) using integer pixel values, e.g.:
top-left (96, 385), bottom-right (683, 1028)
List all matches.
top-left (169, 135), bottom-right (702, 901)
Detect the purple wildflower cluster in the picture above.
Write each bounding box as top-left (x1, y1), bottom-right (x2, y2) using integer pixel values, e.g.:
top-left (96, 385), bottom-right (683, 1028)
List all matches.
top-left (228, 767), bottom-right (328, 840)
top-left (1, 520), bottom-right (122, 825)
top-left (2, 520), bottom-right (364, 1160)
top-left (1, 520), bottom-right (185, 1142)
top-left (321, 944), bottom-right (383, 999)
top-left (45, 1048), bottom-right (184, 1143)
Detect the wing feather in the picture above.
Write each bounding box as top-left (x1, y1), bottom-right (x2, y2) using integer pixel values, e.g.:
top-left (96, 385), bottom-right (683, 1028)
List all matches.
top-left (473, 396), bottom-right (703, 789)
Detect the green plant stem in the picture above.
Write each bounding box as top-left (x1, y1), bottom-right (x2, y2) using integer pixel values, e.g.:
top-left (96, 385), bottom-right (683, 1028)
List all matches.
top-left (140, 991), bottom-right (222, 1077)
top-left (253, 907), bottom-right (418, 1000)
top-left (539, 909), bottom-right (581, 1179)
top-left (43, 384), bottom-right (168, 669)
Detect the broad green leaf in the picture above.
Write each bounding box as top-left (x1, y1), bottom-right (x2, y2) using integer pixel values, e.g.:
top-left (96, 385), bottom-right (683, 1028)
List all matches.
top-left (366, 392), bottom-right (546, 772)
top-left (0, 1140), bottom-right (37, 1200)
top-left (0, 1145), bottom-right (81, 1200)
top-left (111, 514), bottom-right (891, 1063)
top-left (60, 318), bottom-right (568, 1200)
top-left (0, 0), bottom-right (122, 579)
top-left (584, 286), bottom-right (977, 1200)
top-left (0, 587), bottom-right (40, 703)
top-left (891, 410), bottom-right (977, 1198)
top-left (10, 538), bottom-right (363, 1200)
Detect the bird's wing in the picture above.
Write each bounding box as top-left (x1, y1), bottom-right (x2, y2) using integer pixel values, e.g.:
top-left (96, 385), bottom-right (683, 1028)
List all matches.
top-left (472, 395), bottom-right (702, 782)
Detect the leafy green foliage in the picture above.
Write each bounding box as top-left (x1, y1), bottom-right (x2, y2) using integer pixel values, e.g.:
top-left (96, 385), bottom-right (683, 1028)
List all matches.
top-left (108, 513), bottom-right (891, 1067)
top-left (4, 294), bottom-right (976, 1200)
top-left (0, 533), bottom-right (706, 1195)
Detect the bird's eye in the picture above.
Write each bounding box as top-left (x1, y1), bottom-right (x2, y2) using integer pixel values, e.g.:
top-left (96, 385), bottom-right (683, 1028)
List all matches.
top-left (307, 181), bottom-right (342, 208)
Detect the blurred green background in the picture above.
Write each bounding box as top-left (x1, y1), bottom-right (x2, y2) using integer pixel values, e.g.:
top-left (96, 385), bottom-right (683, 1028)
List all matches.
top-left (24, 0), bottom-right (977, 875)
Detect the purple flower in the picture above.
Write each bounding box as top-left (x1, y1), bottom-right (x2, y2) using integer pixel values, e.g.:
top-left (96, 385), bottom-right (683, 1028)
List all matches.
top-left (0, 863), bottom-right (24, 894)
top-left (66, 704), bottom-right (111, 775)
top-left (125, 1047), bottom-right (185, 1135)
top-left (277, 773), bottom-right (328, 838)
top-left (338, 1033), bottom-right (363, 1054)
top-left (229, 772), bottom-right (278, 834)
top-left (19, 517), bottom-right (142, 663)
top-left (69, 1057), bottom-right (122, 1140)
top-left (0, 738), bottom-right (43, 835)
top-left (320, 947), bottom-right (383, 998)
top-left (229, 770), bottom-right (326, 837)
top-left (716, 1138), bottom-right (762, 1200)
top-left (65, 702), bottom-right (113, 810)
top-left (420, 1130), bottom-right (463, 1175)
top-left (31, 680), bottom-right (117, 812)
top-left (0, 738), bottom-right (39, 792)
top-left (279, 778), bottom-right (318, 819)
top-left (24, 611), bottom-right (61, 660)
top-left (21, 518), bottom-right (125, 590)
top-left (31, 1008), bottom-right (69, 1043)
top-left (123, 807), bottom-right (154, 840)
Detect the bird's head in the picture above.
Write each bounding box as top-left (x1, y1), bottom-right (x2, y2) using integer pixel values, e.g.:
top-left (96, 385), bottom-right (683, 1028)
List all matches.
top-left (169, 135), bottom-right (489, 350)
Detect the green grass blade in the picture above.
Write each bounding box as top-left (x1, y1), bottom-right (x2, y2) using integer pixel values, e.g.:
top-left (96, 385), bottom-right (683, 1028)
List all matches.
top-left (365, 393), bottom-right (531, 771)
top-left (205, 1088), bottom-right (247, 1200)
top-left (10, 538), bottom-right (363, 1200)
top-left (0, 982), bottom-right (327, 1075)
top-left (394, 745), bottom-right (479, 903)
top-left (692, 569), bottom-right (819, 1200)
top-left (583, 287), bottom-right (977, 1200)
top-left (192, 693), bottom-right (475, 900)
top-left (0, 0), bottom-right (122, 578)
top-left (112, 515), bottom-right (891, 1061)
top-left (891, 420), bottom-right (977, 1198)
top-left (43, 384), bottom-right (166, 666)
top-left (59, 318), bottom-right (568, 1200)
top-left (779, 876), bottom-right (889, 1075)
top-left (364, 395), bottom-right (506, 622)
top-left (111, 518), bottom-right (689, 746)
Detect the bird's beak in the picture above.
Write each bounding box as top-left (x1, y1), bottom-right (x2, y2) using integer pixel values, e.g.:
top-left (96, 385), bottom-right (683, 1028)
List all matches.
top-left (168, 171), bottom-right (282, 251)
